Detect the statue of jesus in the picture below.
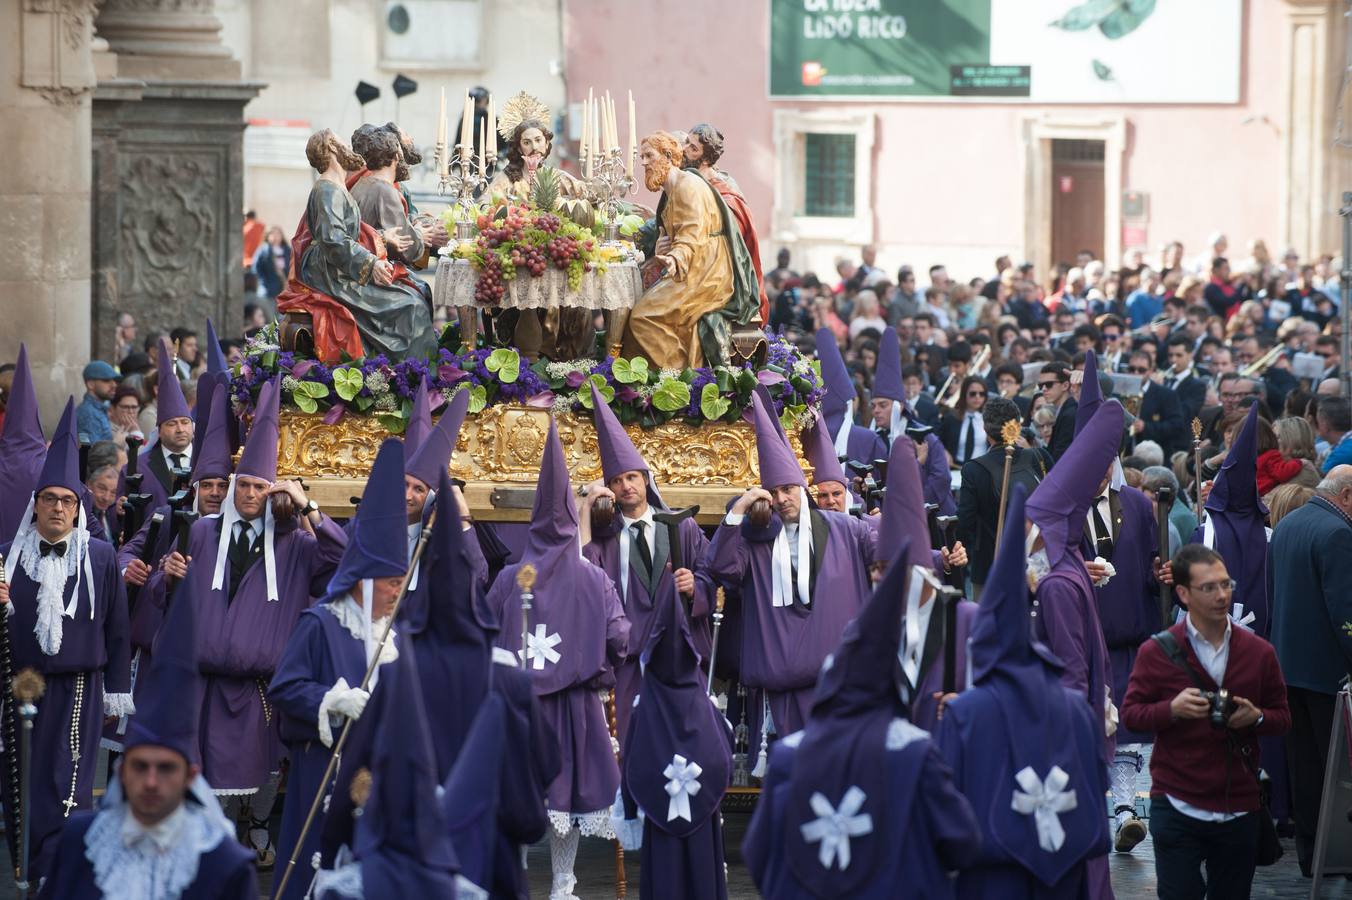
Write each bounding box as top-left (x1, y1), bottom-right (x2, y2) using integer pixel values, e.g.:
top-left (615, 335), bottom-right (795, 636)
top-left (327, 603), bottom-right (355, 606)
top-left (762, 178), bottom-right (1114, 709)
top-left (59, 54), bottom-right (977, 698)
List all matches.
top-left (622, 131), bottom-right (759, 369)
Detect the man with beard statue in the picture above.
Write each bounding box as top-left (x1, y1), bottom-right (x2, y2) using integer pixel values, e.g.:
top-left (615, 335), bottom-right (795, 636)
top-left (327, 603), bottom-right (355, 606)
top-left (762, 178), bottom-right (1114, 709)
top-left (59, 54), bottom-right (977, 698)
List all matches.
top-left (935, 486), bottom-right (1112, 898)
top-left (486, 419), bottom-right (629, 900)
top-left (684, 124), bottom-right (769, 324)
top-left (352, 122), bottom-right (448, 269)
top-left (623, 131), bottom-right (760, 370)
top-left (743, 541), bottom-right (981, 899)
top-left (578, 382), bottom-right (714, 740)
top-left (1025, 400), bottom-right (1123, 900)
top-left (0, 399), bottom-right (132, 884)
top-left (276, 129), bottom-right (435, 362)
top-left (268, 438), bottom-right (406, 900)
top-left (612, 577), bottom-right (733, 899)
top-left (349, 125), bottom-right (438, 281)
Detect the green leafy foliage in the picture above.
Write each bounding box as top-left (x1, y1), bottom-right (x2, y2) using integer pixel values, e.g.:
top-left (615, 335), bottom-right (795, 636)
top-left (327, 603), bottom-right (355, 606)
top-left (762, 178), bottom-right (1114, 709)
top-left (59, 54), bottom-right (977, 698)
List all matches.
top-left (578, 374), bottom-right (614, 409)
top-left (289, 380), bottom-right (329, 414)
top-left (700, 382), bottom-right (731, 420)
top-left (651, 378), bottom-right (691, 413)
top-left (485, 348), bottom-right (521, 384)
top-left (611, 356), bottom-right (650, 385)
top-left (333, 368), bottom-right (364, 402)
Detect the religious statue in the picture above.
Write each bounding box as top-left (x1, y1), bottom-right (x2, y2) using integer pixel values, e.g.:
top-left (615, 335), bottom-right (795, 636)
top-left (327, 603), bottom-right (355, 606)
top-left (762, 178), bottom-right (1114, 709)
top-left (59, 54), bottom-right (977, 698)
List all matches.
top-left (488, 92), bottom-right (586, 205)
top-left (684, 124), bottom-right (769, 325)
top-left (275, 129), bottom-right (436, 362)
top-left (622, 131), bottom-right (760, 369)
top-left (348, 124), bottom-right (435, 288)
top-left (351, 121), bottom-right (449, 269)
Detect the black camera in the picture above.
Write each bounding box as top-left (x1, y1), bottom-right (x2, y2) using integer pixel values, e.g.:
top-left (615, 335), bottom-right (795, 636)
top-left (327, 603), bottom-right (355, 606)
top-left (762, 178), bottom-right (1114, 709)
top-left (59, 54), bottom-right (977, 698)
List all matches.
top-left (1203, 688), bottom-right (1234, 729)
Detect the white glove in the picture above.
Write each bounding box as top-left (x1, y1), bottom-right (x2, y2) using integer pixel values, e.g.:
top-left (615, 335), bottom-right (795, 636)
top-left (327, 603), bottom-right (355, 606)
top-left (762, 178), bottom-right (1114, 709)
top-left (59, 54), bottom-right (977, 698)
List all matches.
top-left (317, 678), bottom-right (370, 748)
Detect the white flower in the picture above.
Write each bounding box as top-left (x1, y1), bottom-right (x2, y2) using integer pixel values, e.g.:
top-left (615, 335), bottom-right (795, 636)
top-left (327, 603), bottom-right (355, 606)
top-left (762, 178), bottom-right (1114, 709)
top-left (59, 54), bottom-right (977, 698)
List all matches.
top-left (373, 393), bottom-right (397, 412)
top-left (281, 375), bottom-right (301, 393)
top-left (365, 371), bottom-right (389, 394)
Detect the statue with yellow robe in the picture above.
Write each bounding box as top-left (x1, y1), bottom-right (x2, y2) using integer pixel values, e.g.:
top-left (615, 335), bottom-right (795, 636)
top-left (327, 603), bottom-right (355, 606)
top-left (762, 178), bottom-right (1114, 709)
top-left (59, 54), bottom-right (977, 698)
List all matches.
top-left (623, 131), bottom-right (760, 369)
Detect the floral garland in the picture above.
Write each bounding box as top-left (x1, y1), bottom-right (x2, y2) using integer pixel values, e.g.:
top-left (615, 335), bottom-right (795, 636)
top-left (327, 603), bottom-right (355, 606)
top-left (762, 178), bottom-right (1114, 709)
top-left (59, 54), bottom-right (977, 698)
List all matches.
top-left (229, 323), bottom-right (824, 433)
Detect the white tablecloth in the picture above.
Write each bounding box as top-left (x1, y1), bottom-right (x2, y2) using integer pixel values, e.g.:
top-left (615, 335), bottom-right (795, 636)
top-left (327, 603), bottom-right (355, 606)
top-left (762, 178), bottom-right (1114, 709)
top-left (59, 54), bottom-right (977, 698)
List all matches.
top-left (433, 254), bottom-right (643, 311)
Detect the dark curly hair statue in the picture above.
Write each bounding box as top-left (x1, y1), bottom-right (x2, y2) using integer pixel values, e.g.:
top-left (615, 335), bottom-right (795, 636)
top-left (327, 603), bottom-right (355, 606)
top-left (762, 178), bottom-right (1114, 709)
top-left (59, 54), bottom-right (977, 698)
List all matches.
top-left (351, 126), bottom-right (403, 172)
top-left (688, 123), bottom-right (725, 167)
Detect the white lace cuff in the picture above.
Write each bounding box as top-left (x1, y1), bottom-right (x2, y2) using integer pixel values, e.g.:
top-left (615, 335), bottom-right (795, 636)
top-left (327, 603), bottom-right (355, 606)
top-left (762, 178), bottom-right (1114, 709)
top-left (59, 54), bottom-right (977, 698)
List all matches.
top-left (610, 788), bottom-right (644, 851)
top-left (104, 692), bottom-right (136, 718)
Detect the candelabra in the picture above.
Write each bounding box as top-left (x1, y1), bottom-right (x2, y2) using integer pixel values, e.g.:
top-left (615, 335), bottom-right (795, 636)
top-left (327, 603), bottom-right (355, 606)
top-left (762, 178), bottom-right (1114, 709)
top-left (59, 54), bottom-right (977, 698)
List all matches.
top-left (581, 145), bottom-right (636, 244)
top-left (435, 140), bottom-right (496, 244)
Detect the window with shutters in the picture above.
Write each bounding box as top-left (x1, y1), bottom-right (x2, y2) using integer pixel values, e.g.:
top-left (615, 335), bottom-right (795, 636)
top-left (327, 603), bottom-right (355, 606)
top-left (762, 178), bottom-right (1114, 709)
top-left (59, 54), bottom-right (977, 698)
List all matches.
top-left (802, 133), bottom-right (856, 218)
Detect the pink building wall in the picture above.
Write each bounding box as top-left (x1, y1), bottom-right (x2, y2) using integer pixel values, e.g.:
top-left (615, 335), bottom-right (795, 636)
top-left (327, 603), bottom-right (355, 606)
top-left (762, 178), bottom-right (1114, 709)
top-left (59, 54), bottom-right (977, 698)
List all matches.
top-left (565, 0), bottom-right (1288, 279)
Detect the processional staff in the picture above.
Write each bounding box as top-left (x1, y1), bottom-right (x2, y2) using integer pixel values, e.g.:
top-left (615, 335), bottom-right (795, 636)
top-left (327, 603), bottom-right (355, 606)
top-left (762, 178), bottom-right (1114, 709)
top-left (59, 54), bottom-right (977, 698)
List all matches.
top-left (993, 419), bottom-right (1021, 549)
top-left (516, 564), bottom-right (536, 666)
top-left (705, 588), bottom-right (726, 698)
top-left (13, 668), bottom-right (45, 898)
top-left (1191, 417), bottom-right (1204, 524)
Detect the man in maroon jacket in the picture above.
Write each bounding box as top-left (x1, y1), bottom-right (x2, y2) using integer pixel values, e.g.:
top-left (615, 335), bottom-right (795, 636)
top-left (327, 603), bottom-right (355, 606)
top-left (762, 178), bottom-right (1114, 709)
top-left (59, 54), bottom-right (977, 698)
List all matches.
top-left (1121, 544), bottom-right (1290, 899)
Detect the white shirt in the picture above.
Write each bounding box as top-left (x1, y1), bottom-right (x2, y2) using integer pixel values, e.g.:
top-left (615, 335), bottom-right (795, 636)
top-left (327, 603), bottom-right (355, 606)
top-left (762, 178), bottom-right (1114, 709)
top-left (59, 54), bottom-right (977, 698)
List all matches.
top-left (956, 412), bottom-right (988, 463)
top-left (160, 442), bottom-right (192, 471)
top-left (783, 522), bottom-right (801, 571)
top-left (1167, 614), bottom-right (1239, 822)
top-left (120, 803), bottom-right (188, 853)
top-left (619, 507), bottom-right (656, 603)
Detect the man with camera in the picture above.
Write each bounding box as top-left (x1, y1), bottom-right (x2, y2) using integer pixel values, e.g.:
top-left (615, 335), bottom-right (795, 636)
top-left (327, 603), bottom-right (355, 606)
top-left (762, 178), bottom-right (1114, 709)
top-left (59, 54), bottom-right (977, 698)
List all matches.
top-left (1121, 544), bottom-right (1289, 899)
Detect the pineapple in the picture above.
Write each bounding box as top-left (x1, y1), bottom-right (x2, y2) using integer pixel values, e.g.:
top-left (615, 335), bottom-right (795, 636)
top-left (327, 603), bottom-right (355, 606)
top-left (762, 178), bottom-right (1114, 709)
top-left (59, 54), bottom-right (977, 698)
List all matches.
top-left (530, 166), bottom-right (560, 211)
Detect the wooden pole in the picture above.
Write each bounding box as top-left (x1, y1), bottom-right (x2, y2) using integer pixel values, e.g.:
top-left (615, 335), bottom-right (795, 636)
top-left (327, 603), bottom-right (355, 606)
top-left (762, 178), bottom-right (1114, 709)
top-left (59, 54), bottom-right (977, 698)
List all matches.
top-left (993, 418), bottom-right (1021, 550)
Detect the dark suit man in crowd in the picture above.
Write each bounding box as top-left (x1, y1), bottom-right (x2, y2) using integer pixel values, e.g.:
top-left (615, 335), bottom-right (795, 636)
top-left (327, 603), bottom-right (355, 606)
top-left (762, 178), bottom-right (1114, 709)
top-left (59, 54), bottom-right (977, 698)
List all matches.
top-left (1126, 351), bottom-right (1187, 456)
top-left (1041, 361), bottom-right (1077, 462)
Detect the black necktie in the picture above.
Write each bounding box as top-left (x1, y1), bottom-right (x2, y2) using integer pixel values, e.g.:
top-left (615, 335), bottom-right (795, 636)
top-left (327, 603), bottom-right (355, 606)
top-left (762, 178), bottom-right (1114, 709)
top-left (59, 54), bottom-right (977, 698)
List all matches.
top-left (1091, 497), bottom-right (1115, 559)
top-left (170, 453), bottom-right (186, 470)
top-left (631, 521), bottom-right (653, 573)
top-left (233, 521), bottom-right (255, 562)
top-left (963, 414), bottom-right (976, 462)
top-left (39, 540), bottom-right (67, 558)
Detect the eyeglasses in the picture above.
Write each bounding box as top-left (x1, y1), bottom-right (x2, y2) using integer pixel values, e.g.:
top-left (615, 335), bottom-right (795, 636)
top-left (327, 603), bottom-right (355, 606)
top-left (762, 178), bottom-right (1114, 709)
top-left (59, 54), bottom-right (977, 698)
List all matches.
top-left (1189, 579), bottom-right (1236, 596)
top-left (967, 390), bottom-right (987, 398)
top-left (1221, 391), bottom-right (1256, 401)
top-left (1127, 367), bottom-right (1150, 374)
top-left (1037, 380), bottom-right (1061, 390)
top-left (1104, 333), bottom-right (1121, 342)
top-left (36, 492), bottom-right (78, 510)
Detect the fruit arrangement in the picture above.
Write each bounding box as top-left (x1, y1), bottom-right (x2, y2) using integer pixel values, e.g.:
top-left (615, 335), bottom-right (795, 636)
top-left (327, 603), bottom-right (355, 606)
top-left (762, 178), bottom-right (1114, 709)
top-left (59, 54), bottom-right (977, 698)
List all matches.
top-left (468, 203), bottom-right (602, 303)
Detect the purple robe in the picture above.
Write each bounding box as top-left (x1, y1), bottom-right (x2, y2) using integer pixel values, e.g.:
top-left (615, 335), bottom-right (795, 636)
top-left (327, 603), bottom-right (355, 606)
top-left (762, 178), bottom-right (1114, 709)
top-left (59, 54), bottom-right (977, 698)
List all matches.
top-left (910, 599), bottom-right (978, 733)
top-left (584, 514), bottom-right (713, 740)
top-left (184, 512), bottom-right (346, 793)
top-left (705, 508), bottom-right (876, 736)
top-left (920, 431), bottom-right (958, 516)
top-left (1033, 565), bottom-right (1114, 765)
top-left (267, 602), bottom-right (369, 900)
top-left (842, 423), bottom-right (888, 466)
top-left (1080, 486), bottom-right (1158, 746)
top-left (117, 442), bottom-right (178, 519)
top-left (1, 537), bottom-right (129, 882)
top-left (0, 348), bottom-right (45, 543)
top-left (487, 560), bottom-right (629, 819)
top-left (38, 808), bottom-right (257, 900)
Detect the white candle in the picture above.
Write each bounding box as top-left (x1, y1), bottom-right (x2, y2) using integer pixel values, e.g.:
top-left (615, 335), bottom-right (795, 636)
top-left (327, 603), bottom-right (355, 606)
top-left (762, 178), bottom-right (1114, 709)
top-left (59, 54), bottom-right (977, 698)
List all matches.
top-left (437, 88), bottom-right (448, 176)
top-left (580, 95), bottom-right (589, 172)
top-left (460, 91), bottom-right (473, 160)
top-left (486, 94), bottom-right (495, 159)
top-left (591, 96), bottom-right (600, 171)
top-left (479, 118), bottom-right (487, 173)
top-left (627, 90), bottom-right (636, 178)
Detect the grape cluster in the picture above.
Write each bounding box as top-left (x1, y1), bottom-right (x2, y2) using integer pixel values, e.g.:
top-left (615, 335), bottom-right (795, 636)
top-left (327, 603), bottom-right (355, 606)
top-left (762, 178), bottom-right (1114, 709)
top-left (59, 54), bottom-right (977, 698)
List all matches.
top-left (546, 236), bottom-right (580, 269)
top-left (510, 245), bottom-right (548, 277)
top-left (474, 256), bottom-right (506, 304)
top-left (535, 213), bottom-right (561, 234)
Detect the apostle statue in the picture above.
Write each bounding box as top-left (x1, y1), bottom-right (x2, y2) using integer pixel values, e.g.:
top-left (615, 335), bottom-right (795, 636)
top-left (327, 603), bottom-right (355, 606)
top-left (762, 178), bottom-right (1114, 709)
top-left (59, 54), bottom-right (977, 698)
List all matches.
top-left (623, 132), bottom-right (760, 370)
top-left (684, 124), bottom-right (769, 325)
top-left (275, 129), bottom-right (436, 362)
top-left (350, 123), bottom-right (446, 271)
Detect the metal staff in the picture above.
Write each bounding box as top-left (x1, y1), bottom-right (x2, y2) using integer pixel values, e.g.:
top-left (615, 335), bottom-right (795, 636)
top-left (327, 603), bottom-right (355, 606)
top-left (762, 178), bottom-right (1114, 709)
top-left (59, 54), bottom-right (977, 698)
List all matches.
top-left (705, 588), bottom-right (726, 698)
top-left (516, 564), bottom-right (536, 666)
top-left (270, 509), bottom-right (439, 900)
top-left (994, 418), bottom-right (1021, 549)
top-left (0, 555), bottom-right (17, 879)
top-left (607, 689), bottom-right (627, 898)
top-left (13, 668), bottom-right (44, 897)
top-left (1191, 417), bottom-right (1204, 524)
top-left (1155, 484), bottom-right (1175, 628)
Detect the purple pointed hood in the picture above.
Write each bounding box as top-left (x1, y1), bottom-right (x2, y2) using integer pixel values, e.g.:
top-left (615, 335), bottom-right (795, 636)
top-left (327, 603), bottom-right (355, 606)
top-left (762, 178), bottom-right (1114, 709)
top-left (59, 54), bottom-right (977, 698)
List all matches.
top-left (623, 578), bottom-right (731, 836)
top-left (327, 439), bottom-right (409, 598)
top-left (405, 389), bottom-right (468, 489)
top-left (0, 344), bottom-right (46, 540)
top-left (789, 548), bottom-right (917, 897)
top-left (802, 410), bottom-right (848, 488)
top-left (190, 372), bottom-right (217, 464)
top-left (193, 386), bottom-right (234, 481)
top-left (752, 390), bottom-right (806, 490)
top-left (1207, 401), bottom-right (1265, 516)
top-left (877, 435), bottom-right (934, 573)
top-left (1073, 350), bottom-right (1102, 437)
top-left (438, 692), bottom-right (506, 892)
top-left (355, 638), bottom-right (460, 896)
top-left (35, 398), bottom-right (81, 497)
top-left (405, 467), bottom-right (495, 642)
top-left (155, 337), bottom-right (192, 426)
top-left (969, 484), bottom-right (1061, 684)
top-left (815, 328), bottom-right (854, 433)
top-left (872, 327), bottom-right (905, 402)
top-left (523, 417), bottom-right (580, 581)
top-left (236, 379), bottom-right (279, 482)
top-left (125, 576), bottom-right (201, 762)
top-left (591, 382), bottom-right (648, 484)
top-left (1027, 400), bottom-right (1123, 566)
top-left (403, 376), bottom-right (434, 460)
top-left (204, 318), bottom-right (230, 376)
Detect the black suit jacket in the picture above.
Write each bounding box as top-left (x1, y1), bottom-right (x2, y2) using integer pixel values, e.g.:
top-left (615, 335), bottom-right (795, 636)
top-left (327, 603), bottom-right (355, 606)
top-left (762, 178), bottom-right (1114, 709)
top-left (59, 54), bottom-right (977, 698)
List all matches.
top-left (911, 392), bottom-right (942, 429)
top-left (958, 446), bottom-right (1048, 584)
top-left (1163, 371), bottom-right (1207, 422)
top-left (1136, 383), bottom-right (1186, 456)
top-left (1050, 397), bottom-right (1078, 462)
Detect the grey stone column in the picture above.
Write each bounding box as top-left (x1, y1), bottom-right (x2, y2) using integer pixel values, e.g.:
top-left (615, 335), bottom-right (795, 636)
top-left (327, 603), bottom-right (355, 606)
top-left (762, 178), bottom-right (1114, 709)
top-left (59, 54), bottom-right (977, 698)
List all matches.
top-left (91, 0), bottom-right (262, 361)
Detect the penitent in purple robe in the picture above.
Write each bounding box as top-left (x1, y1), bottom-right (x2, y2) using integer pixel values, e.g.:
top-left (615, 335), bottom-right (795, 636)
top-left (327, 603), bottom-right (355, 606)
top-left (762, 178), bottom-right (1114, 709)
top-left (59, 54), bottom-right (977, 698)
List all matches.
top-left (936, 485), bottom-right (1111, 899)
top-left (184, 511), bottom-right (346, 793)
top-left (0, 344), bottom-right (45, 543)
top-left (1080, 485), bottom-right (1158, 746)
top-left (744, 545), bottom-right (980, 899)
top-left (486, 418), bottom-right (629, 835)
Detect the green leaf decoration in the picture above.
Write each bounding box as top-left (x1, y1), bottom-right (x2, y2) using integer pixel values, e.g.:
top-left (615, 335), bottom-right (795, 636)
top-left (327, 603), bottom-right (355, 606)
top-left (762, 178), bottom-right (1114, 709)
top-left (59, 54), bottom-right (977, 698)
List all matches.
top-left (611, 356), bottom-right (650, 385)
top-left (333, 368), bottom-right (364, 402)
top-left (354, 394), bottom-right (374, 412)
top-left (377, 413), bottom-right (406, 434)
top-left (466, 384), bottom-right (488, 414)
top-left (1048, 0), bottom-right (1118, 30)
top-left (485, 348), bottom-right (521, 384)
top-left (293, 393), bottom-right (319, 414)
top-left (651, 378), bottom-right (691, 413)
top-left (1100, 0), bottom-right (1154, 38)
top-left (779, 403), bottom-right (806, 431)
top-left (735, 368), bottom-right (757, 393)
top-left (700, 382), bottom-right (731, 421)
top-left (293, 381), bottom-right (329, 400)
top-left (578, 374), bottom-right (614, 409)
top-left (260, 350), bottom-right (278, 370)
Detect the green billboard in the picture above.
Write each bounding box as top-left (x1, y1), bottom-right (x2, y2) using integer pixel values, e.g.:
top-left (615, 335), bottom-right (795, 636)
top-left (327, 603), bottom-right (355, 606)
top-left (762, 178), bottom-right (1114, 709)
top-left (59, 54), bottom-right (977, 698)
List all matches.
top-left (769, 0), bottom-right (993, 98)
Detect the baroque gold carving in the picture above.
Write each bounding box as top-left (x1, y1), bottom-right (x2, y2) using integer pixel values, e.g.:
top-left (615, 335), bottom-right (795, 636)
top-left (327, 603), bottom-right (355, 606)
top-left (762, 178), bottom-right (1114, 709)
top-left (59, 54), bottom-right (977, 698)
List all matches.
top-left (275, 407), bottom-right (811, 487)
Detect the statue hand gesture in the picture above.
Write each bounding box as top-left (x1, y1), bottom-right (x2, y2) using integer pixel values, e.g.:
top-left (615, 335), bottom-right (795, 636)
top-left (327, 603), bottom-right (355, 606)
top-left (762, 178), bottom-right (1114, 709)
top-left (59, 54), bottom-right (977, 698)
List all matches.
top-left (372, 259), bottom-right (395, 287)
top-left (382, 227), bottom-right (413, 255)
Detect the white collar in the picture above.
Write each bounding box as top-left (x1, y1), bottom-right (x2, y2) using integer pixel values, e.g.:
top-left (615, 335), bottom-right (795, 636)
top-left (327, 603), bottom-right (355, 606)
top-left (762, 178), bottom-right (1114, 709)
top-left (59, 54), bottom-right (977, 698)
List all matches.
top-left (1185, 612), bottom-right (1231, 654)
top-left (120, 803), bottom-right (188, 852)
top-left (161, 443), bottom-right (192, 465)
top-left (621, 507), bottom-right (656, 530)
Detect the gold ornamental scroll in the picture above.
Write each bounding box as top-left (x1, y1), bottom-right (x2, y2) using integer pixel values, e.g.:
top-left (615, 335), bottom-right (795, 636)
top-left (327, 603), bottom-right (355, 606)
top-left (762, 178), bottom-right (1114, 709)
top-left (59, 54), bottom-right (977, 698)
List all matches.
top-left (275, 407), bottom-right (811, 523)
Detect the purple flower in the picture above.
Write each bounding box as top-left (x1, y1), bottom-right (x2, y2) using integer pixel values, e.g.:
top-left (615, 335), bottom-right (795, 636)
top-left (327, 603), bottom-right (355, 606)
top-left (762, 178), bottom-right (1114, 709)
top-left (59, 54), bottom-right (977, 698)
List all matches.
top-left (565, 370), bottom-right (587, 389)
